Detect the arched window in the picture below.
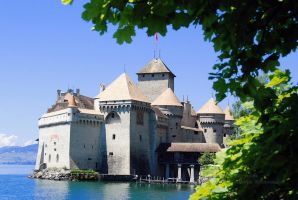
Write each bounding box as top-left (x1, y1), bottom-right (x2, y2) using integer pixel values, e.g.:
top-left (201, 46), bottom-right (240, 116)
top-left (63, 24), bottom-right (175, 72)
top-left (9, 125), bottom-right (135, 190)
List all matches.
top-left (56, 154), bottom-right (59, 163)
top-left (106, 112), bottom-right (121, 124)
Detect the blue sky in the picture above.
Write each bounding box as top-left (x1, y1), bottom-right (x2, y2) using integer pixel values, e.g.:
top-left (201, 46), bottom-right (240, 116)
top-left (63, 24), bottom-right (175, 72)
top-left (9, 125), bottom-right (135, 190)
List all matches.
top-left (0, 1), bottom-right (297, 146)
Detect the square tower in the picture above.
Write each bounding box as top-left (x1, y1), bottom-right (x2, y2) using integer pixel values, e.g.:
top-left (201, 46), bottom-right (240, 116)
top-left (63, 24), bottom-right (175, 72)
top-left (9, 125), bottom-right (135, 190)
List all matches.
top-left (137, 58), bottom-right (175, 102)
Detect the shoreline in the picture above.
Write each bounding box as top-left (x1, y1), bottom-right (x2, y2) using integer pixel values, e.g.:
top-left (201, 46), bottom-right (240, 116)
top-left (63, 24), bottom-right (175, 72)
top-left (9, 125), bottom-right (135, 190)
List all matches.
top-left (30, 169), bottom-right (198, 185)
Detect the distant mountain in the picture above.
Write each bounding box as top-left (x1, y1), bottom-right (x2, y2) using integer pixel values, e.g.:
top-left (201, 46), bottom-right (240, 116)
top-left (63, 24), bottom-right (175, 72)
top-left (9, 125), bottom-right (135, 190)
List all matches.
top-left (0, 144), bottom-right (38, 165)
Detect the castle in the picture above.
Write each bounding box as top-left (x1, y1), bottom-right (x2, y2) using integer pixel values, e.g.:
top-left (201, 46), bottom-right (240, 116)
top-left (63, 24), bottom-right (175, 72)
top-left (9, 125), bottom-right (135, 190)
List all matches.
top-left (35, 58), bottom-right (234, 183)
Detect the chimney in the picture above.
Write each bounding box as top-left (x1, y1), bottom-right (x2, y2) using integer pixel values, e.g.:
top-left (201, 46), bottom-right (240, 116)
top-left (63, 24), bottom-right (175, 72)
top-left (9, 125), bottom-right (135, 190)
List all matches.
top-left (57, 89), bottom-right (61, 98)
top-left (76, 89), bottom-right (80, 96)
top-left (100, 83), bottom-right (106, 93)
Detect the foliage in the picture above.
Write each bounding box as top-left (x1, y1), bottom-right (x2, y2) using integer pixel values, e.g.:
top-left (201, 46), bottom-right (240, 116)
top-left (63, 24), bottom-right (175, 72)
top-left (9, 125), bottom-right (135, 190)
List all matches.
top-left (199, 153), bottom-right (216, 166)
top-left (61, 0), bottom-right (73, 5)
top-left (191, 70), bottom-right (298, 199)
top-left (61, 1), bottom-right (298, 199)
top-left (71, 169), bottom-right (97, 175)
top-left (231, 101), bottom-right (253, 120)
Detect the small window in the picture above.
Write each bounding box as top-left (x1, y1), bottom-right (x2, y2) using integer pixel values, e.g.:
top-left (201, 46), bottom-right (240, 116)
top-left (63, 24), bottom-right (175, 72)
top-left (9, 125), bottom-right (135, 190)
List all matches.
top-left (204, 129), bottom-right (207, 133)
top-left (45, 144), bottom-right (47, 148)
top-left (172, 135), bottom-right (176, 138)
top-left (88, 158), bottom-right (92, 161)
top-left (142, 74), bottom-right (145, 78)
top-left (92, 145), bottom-right (94, 149)
top-left (162, 74), bottom-right (165, 77)
top-left (137, 111), bottom-right (144, 125)
top-left (111, 113), bottom-right (115, 118)
top-left (48, 154), bottom-right (51, 163)
top-left (113, 134), bottom-right (116, 140)
top-left (84, 144), bottom-right (86, 149)
top-left (224, 133), bottom-right (227, 137)
top-left (195, 122), bottom-right (199, 128)
top-left (139, 135), bottom-right (142, 142)
top-left (109, 152), bottom-right (114, 156)
top-left (56, 154), bottom-right (59, 163)
top-left (194, 131), bottom-right (198, 135)
top-left (54, 148), bottom-right (57, 151)
top-left (213, 129), bottom-right (217, 133)
top-left (152, 74), bottom-right (154, 77)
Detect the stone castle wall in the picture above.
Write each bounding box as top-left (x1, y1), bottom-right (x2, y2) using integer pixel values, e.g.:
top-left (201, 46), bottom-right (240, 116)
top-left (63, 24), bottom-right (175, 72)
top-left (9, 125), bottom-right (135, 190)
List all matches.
top-left (69, 121), bottom-right (101, 170)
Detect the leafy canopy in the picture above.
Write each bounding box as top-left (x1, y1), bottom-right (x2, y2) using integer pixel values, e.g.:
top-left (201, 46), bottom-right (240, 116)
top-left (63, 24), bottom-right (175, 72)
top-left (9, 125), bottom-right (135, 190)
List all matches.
top-left (62, 0), bottom-right (298, 199)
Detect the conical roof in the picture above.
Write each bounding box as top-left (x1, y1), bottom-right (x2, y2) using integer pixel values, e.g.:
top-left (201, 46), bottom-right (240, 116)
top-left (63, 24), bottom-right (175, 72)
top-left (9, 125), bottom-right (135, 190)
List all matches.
top-left (137, 58), bottom-right (176, 77)
top-left (64, 93), bottom-right (77, 108)
top-left (151, 88), bottom-right (183, 107)
top-left (96, 73), bottom-right (150, 103)
top-left (224, 106), bottom-right (234, 120)
top-left (197, 98), bottom-right (224, 114)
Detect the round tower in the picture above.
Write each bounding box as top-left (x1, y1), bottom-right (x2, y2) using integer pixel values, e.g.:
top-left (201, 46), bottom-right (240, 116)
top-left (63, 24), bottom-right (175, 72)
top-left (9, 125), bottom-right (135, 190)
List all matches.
top-left (223, 106), bottom-right (235, 137)
top-left (151, 88), bottom-right (183, 142)
top-left (65, 93), bottom-right (78, 122)
top-left (197, 98), bottom-right (225, 146)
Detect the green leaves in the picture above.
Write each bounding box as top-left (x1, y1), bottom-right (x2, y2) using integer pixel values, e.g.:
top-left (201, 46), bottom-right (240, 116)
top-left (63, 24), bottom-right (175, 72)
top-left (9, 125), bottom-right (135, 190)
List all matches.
top-left (61, 0), bottom-right (73, 5)
top-left (266, 70), bottom-right (289, 88)
top-left (193, 70), bottom-right (298, 199)
top-left (113, 25), bottom-right (136, 44)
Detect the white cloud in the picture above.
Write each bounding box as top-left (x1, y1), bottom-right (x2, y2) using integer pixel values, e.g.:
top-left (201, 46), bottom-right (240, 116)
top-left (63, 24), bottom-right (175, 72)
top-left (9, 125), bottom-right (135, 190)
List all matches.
top-left (23, 139), bottom-right (37, 147)
top-left (0, 134), bottom-right (18, 147)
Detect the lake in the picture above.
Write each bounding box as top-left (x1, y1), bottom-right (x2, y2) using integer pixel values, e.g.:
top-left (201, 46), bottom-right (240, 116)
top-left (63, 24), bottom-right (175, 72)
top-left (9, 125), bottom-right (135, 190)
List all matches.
top-left (0, 165), bottom-right (194, 200)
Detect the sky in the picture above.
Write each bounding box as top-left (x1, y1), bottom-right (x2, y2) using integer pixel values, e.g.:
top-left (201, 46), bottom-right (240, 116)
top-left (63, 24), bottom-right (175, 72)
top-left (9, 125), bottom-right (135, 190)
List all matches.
top-left (0, 1), bottom-right (297, 147)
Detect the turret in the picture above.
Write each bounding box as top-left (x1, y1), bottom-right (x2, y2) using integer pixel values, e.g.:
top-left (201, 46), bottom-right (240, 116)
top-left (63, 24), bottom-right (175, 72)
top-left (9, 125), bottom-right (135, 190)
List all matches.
top-left (65, 93), bottom-right (78, 122)
top-left (197, 98), bottom-right (225, 147)
top-left (152, 88), bottom-right (183, 142)
top-left (223, 106), bottom-right (235, 137)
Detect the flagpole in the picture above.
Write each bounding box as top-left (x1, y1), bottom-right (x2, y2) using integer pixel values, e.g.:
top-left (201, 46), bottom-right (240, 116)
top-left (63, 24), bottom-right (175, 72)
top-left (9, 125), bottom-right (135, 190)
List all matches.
top-left (155, 32), bottom-right (158, 58)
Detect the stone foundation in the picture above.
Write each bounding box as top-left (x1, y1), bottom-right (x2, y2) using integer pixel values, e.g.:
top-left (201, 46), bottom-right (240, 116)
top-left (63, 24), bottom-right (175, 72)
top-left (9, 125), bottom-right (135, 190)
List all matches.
top-left (30, 168), bottom-right (99, 181)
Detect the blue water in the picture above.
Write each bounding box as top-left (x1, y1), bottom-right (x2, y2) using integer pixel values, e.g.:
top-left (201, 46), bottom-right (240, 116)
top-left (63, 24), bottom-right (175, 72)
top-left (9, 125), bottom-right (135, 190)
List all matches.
top-left (0, 165), bottom-right (194, 200)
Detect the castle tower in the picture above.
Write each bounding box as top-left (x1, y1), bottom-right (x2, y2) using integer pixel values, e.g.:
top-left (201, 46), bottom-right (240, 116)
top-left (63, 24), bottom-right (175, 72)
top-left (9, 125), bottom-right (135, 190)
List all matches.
top-left (137, 58), bottom-right (176, 102)
top-left (197, 98), bottom-right (225, 147)
top-left (223, 106), bottom-right (235, 137)
top-left (151, 88), bottom-right (183, 142)
top-left (95, 73), bottom-right (154, 176)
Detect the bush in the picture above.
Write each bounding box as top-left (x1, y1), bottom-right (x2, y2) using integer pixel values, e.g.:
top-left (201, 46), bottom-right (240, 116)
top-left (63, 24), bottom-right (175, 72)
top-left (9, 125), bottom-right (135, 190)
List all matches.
top-left (199, 153), bottom-right (216, 166)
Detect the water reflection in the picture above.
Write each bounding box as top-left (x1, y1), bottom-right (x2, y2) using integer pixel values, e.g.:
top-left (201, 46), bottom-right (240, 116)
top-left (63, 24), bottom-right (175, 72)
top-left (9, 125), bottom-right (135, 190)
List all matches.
top-left (34, 179), bottom-right (70, 200)
top-left (102, 182), bottom-right (130, 200)
top-left (32, 180), bottom-right (194, 200)
top-left (0, 173), bottom-right (194, 200)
